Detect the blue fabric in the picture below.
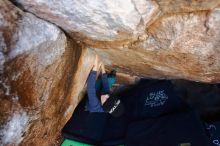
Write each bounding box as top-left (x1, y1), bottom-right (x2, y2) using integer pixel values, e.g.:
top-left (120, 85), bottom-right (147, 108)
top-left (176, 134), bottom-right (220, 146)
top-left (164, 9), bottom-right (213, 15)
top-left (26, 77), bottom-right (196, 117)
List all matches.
top-left (108, 77), bottom-right (116, 89)
top-left (86, 71), bottom-right (114, 112)
top-left (95, 76), bottom-right (116, 92)
top-left (87, 71), bottom-right (104, 112)
top-left (101, 73), bottom-right (110, 94)
top-left (95, 79), bottom-right (101, 91)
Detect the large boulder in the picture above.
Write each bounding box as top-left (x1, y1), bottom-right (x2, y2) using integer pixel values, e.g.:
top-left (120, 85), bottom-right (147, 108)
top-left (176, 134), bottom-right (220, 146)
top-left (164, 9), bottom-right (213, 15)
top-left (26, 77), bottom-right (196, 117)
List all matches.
top-left (0, 1), bottom-right (93, 145)
top-left (93, 7), bottom-right (220, 82)
top-left (0, 0), bottom-right (220, 145)
top-left (13, 0), bottom-right (160, 47)
top-left (13, 0), bottom-right (220, 82)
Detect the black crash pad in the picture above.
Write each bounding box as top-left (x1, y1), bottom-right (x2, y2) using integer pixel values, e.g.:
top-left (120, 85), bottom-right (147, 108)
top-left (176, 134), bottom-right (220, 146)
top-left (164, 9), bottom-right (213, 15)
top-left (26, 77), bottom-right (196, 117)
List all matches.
top-left (205, 121), bottom-right (220, 146)
top-left (62, 79), bottom-right (211, 146)
top-left (62, 98), bottom-right (126, 146)
top-left (125, 110), bottom-right (210, 146)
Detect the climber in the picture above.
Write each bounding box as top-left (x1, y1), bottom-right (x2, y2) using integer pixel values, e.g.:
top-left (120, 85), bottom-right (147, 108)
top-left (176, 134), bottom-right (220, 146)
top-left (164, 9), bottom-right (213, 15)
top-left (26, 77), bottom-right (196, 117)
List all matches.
top-left (86, 55), bottom-right (124, 117)
top-left (62, 55), bottom-right (126, 146)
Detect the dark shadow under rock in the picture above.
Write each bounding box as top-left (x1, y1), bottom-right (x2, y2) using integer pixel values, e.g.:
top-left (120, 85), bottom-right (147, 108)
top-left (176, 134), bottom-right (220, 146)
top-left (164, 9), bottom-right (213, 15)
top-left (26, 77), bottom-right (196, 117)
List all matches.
top-left (173, 80), bottom-right (220, 122)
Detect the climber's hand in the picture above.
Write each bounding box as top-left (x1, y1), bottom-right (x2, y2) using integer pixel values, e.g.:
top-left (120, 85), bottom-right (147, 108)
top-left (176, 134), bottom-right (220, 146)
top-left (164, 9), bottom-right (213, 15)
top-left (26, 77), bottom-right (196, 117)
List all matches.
top-left (92, 55), bottom-right (99, 71)
top-left (101, 63), bottom-right (106, 74)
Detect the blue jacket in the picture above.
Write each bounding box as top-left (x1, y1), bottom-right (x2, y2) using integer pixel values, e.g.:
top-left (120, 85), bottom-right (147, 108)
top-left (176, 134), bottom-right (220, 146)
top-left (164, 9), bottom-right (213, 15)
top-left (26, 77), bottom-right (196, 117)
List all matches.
top-left (86, 71), bottom-right (110, 112)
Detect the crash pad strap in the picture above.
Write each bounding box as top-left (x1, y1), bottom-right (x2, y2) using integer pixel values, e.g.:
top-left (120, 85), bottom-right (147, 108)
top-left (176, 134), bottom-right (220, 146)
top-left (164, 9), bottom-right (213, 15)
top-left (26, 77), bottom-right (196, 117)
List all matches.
top-left (61, 139), bottom-right (93, 146)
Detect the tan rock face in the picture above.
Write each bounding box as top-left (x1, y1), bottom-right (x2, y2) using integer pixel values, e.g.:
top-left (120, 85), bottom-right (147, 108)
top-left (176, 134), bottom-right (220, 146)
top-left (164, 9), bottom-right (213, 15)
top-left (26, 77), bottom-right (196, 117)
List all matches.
top-left (13, 0), bottom-right (160, 47)
top-left (92, 7), bottom-right (220, 82)
top-left (13, 0), bottom-right (220, 82)
top-left (0, 1), bottom-right (91, 145)
top-left (1, 0), bottom-right (220, 145)
top-left (155, 0), bottom-right (220, 13)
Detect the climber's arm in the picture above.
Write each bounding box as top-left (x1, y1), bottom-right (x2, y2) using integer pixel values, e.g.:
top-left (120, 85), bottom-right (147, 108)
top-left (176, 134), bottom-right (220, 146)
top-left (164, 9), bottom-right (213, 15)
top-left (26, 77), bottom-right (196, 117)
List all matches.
top-left (86, 56), bottom-right (104, 112)
top-left (101, 64), bottom-right (110, 93)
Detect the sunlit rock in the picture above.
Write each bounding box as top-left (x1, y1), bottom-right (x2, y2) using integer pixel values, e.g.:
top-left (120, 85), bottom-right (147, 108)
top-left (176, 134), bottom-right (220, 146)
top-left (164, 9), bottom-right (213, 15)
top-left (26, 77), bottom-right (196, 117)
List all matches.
top-left (13, 0), bottom-right (160, 47)
top-left (0, 0), bottom-right (86, 145)
top-left (1, 0), bottom-right (220, 145)
top-left (92, 7), bottom-right (220, 82)
top-left (155, 0), bottom-right (220, 14)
